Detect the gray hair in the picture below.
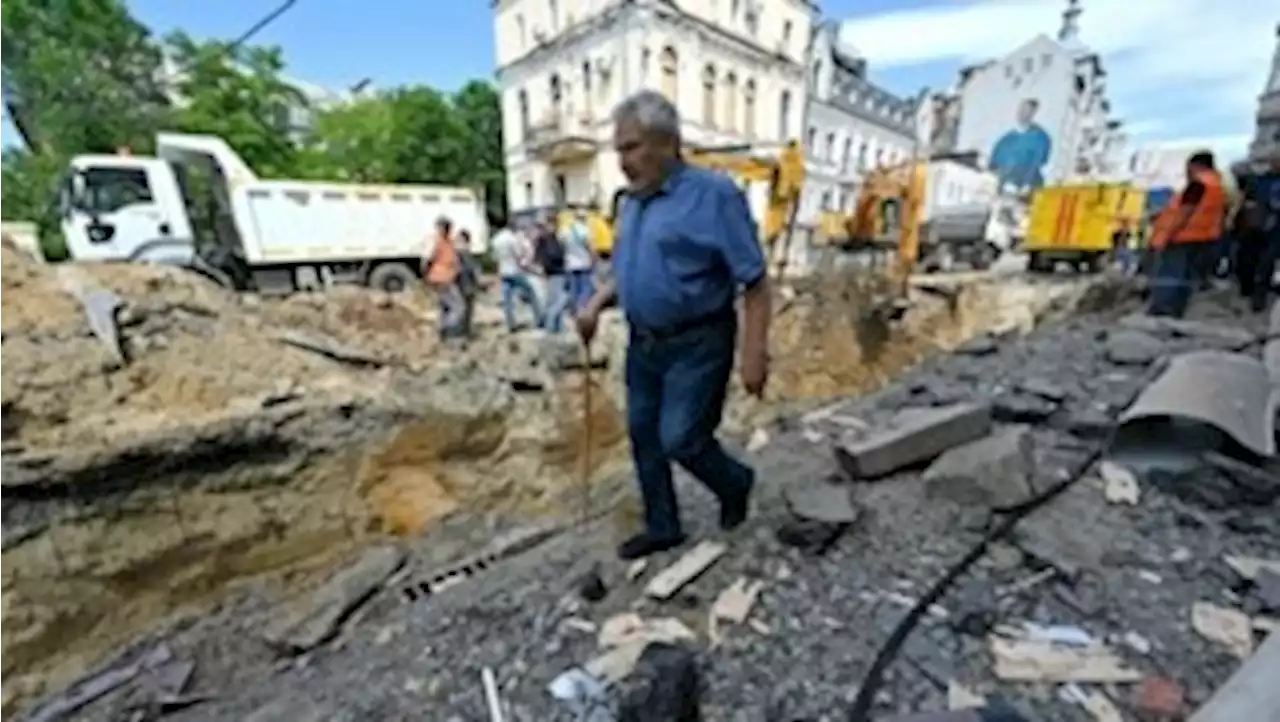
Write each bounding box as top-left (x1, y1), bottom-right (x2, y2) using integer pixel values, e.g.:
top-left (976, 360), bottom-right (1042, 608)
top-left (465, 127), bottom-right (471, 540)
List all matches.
top-left (612, 90), bottom-right (681, 142)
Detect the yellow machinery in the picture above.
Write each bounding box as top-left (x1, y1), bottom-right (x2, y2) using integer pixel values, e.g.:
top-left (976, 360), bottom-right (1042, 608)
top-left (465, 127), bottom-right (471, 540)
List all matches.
top-left (818, 160), bottom-right (927, 278)
top-left (546, 141), bottom-right (804, 262)
top-left (1024, 183), bottom-right (1144, 273)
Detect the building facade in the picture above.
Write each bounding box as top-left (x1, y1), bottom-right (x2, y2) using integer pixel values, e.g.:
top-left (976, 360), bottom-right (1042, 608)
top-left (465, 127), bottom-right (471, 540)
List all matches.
top-left (801, 21), bottom-right (917, 228)
top-left (1249, 23), bottom-right (1280, 163)
top-left (493, 0), bottom-right (817, 217)
top-left (949, 1), bottom-right (1126, 192)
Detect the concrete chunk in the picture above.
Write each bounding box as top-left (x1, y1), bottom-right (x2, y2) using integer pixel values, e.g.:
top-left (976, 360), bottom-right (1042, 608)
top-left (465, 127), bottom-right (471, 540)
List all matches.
top-left (923, 425), bottom-right (1036, 507)
top-left (834, 403), bottom-right (993, 479)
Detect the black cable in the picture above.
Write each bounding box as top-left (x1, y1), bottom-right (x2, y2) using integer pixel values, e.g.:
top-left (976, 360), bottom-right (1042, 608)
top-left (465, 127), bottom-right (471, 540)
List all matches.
top-left (845, 445), bottom-right (1104, 722)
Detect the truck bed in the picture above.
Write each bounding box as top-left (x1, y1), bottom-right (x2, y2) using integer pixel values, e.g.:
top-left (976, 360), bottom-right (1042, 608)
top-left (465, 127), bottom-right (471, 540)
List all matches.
top-left (235, 180), bottom-right (488, 265)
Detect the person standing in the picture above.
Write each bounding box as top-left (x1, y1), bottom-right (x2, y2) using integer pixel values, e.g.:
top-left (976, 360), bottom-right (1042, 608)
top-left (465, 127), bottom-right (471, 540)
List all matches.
top-left (422, 216), bottom-right (465, 339)
top-left (1238, 157), bottom-right (1280, 311)
top-left (534, 217), bottom-right (571, 333)
top-left (575, 90), bottom-right (770, 560)
top-left (564, 210), bottom-right (597, 309)
top-left (491, 222), bottom-right (542, 331)
top-left (1147, 151), bottom-right (1226, 318)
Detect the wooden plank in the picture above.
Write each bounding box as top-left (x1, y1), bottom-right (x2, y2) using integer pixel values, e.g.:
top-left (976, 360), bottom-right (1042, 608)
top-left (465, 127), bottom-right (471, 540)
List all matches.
top-left (1190, 633), bottom-right (1280, 722)
top-left (989, 638), bottom-right (1143, 683)
top-left (644, 541), bottom-right (727, 600)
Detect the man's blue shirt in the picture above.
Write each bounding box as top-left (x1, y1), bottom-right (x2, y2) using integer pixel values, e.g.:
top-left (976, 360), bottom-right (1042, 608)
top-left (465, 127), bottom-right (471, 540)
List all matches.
top-left (989, 123), bottom-right (1052, 191)
top-left (612, 163), bottom-right (766, 330)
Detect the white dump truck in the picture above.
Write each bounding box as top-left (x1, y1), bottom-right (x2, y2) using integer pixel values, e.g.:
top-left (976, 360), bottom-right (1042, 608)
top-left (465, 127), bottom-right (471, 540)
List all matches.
top-left (57, 133), bottom-right (489, 293)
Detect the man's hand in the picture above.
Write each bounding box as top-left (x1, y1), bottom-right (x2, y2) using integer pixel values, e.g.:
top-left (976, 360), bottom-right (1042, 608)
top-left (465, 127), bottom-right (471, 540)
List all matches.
top-left (740, 347), bottom-right (769, 398)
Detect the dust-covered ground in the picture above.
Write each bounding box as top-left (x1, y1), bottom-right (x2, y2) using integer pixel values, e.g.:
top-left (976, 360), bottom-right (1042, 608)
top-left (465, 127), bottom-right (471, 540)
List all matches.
top-left (10, 240), bottom-right (1259, 721)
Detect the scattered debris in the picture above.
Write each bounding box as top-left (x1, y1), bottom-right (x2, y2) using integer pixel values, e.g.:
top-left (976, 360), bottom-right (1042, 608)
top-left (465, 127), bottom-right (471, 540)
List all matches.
top-left (24, 645), bottom-right (177, 722)
top-left (783, 476), bottom-right (861, 523)
top-left (709, 577), bottom-right (764, 645)
top-left (988, 637), bottom-right (1142, 683)
top-left (946, 680), bottom-right (986, 710)
top-left (625, 559), bottom-right (648, 582)
top-left (1104, 330), bottom-right (1164, 366)
top-left (1059, 682), bottom-right (1123, 722)
top-left (746, 428), bottom-right (770, 452)
top-left (774, 517), bottom-right (849, 556)
top-left (1189, 634), bottom-right (1280, 722)
top-left (614, 643), bottom-right (701, 722)
top-left (1122, 631), bottom-right (1153, 655)
top-left (1223, 555), bottom-right (1280, 582)
top-left (481, 666), bottom-right (507, 722)
top-left (598, 614), bottom-right (696, 651)
top-left (262, 546), bottom-right (405, 654)
top-left (576, 565), bottom-right (608, 603)
top-left (1191, 602), bottom-right (1254, 659)
top-left (1019, 622), bottom-right (1093, 647)
top-left (1018, 377), bottom-right (1068, 402)
top-left (643, 541), bottom-right (727, 600)
top-left (1100, 461), bottom-right (1140, 505)
top-left (834, 402), bottom-right (993, 479)
top-left (922, 425), bottom-right (1036, 508)
top-left (1134, 675), bottom-right (1186, 721)
top-left (547, 669), bottom-right (612, 722)
top-left (274, 329), bottom-right (387, 367)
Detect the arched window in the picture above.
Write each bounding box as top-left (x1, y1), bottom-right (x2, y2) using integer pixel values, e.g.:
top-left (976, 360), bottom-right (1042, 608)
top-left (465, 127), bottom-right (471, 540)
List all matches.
top-left (701, 64), bottom-right (717, 127)
top-left (659, 47), bottom-right (678, 102)
top-left (779, 90), bottom-right (791, 140)
top-left (518, 89), bottom-right (530, 138)
top-left (549, 74), bottom-right (562, 116)
top-left (722, 72), bottom-right (738, 132)
top-left (743, 79), bottom-right (757, 137)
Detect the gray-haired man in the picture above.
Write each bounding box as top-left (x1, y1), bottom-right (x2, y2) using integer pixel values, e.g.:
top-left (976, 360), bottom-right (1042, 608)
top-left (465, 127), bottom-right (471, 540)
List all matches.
top-left (575, 90), bottom-right (773, 560)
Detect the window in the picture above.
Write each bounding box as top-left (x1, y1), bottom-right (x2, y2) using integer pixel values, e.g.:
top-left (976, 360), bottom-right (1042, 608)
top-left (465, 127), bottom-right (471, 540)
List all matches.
top-left (806, 126), bottom-right (817, 151)
top-left (518, 90), bottom-right (530, 137)
top-left (641, 46), bottom-right (651, 79)
top-left (516, 14), bottom-right (527, 48)
top-left (857, 142), bottom-right (868, 171)
top-left (524, 181), bottom-right (534, 207)
top-left (582, 61), bottom-right (592, 94)
top-left (550, 74), bottom-right (562, 114)
top-left (731, 0), bottom-right (740, 19)
top-left (811, 61), bottom-right (822, 90)
top-left (1042, 53), bottom-right (1052, 69)
top-left (841, 137), bottom-right (852, 172)
top-left (743, 79), bottom-right (757, 137)
top-left (554, 174), bottom-right (567, 205)
top-left (875, 147), bottom-right (884, 166)
top-left (702, 64), bottom-right (717, 127)
top-left (722, 72), bottom-right (738, 132)
top-left (549, 0), bottom-right (559, 31)
top-left (81, 167), bottom-right (154, 214)
top-left (659, 47), bottom-right (678, 102)
top-left (779, 90), bottom-right (791, 140)
top-left (782, 20), bottom-right (793, 45)
top-left (825, 132), bottom-right (835, 162)
top-left (1005, 65), bottom-right (1013, 79)
top-left (821, 190), bottom-right (832, 211)
top-left (1023, 57), bottom-right (1033, 74)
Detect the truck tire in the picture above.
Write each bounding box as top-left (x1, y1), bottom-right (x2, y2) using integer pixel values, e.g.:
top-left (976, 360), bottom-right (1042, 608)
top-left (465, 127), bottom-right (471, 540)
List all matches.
top-left (367, 262), bottom-right (419, 293)
top-left (1027, 251), bottom-right (1050, 274)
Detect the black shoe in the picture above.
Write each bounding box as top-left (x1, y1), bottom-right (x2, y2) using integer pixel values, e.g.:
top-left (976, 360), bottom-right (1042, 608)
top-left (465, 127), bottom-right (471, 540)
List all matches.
top-left (719, 475), bottom-right (755, 531)
top-left (617, 533), bottom-right (686, 560)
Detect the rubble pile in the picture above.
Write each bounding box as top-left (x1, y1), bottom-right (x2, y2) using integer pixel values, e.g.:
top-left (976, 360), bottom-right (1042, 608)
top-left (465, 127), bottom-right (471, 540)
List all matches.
top-left (29, 283), bottom-right (1271, 722)
top-left (1, 244), bottom-right (1130, 719)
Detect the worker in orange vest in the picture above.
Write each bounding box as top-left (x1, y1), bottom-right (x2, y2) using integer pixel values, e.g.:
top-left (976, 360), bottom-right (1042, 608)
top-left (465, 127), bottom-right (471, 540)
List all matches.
top-left (422, 216), bottom-right (467, 339)
top-left (1147, 151), bottom-right (1226, 318)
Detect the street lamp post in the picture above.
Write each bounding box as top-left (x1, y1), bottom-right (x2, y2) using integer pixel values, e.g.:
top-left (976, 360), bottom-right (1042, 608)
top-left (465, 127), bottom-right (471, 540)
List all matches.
top-left (230, 0), bottom-right (299, 48)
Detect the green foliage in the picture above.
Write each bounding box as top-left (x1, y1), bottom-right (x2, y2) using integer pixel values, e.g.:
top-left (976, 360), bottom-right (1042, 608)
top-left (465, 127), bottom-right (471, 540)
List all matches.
top-left (164, 31), bottom-right (308, 179)
top-left (453, 81), bottom-right (507, 225)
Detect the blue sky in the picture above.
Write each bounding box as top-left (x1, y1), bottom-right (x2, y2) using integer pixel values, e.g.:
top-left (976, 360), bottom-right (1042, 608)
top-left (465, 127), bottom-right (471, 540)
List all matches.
top-left (2, 0), bottom-right (1272, 159)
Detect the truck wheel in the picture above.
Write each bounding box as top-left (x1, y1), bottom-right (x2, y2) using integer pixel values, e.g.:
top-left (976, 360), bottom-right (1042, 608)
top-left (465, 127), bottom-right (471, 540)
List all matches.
top-left (1027, 252), bottom-right (1049, 274)
top-left (367, 262), bottom-right (419, 293)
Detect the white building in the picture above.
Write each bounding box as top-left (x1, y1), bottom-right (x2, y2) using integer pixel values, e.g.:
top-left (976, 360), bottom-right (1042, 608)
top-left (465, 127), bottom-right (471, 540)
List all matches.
top-left (1249, 23), bottom-right (1280, 163)
top-left (802, 21), bottom-right (917, 228)
top-left (949, 0), bottom-right (1127, 190)
top-left (492, 0), bottom-right (818, 217)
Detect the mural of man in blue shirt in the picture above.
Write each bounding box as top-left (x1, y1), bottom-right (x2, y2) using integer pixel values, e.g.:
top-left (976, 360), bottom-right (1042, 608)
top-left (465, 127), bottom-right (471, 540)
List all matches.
top-left (989, 98), bottom-right (1052, 192)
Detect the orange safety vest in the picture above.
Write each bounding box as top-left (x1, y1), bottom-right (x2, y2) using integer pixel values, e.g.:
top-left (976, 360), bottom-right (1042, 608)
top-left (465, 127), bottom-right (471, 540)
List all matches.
top-left (425, 233), bottom-right (460, 286)
top-left (1150, 169), bottom-right (1225, 249)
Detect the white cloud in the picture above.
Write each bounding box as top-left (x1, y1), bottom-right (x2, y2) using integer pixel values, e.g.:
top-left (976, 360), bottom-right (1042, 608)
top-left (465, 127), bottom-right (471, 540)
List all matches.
top-left (838, 0), bottom-right (1276, 153)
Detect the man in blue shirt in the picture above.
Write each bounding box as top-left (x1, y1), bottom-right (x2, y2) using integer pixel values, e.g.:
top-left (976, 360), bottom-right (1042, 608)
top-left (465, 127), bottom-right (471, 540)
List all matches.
top-left (989, 99), bottom-right (1052, 193)
top-left (575, 90), bottom-right (772, 560)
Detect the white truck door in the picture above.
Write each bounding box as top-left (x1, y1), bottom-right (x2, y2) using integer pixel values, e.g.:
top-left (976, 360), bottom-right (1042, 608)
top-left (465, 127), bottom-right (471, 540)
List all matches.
top-left (64, 163), bottom-right (186, 263)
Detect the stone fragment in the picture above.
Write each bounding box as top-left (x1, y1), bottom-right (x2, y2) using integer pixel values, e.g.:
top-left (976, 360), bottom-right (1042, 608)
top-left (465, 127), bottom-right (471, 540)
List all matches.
top-left (988, 638), bottom-right (1142, 683)
top-left (1105, 330), bottom-right (1164, 366)
top-left (711, 578), bottom-right (764, 626)
top-left (1191, 602), bottom-right (1253, 659)
top-left (616, 643), bottom-right (701, 722)
top-left (1100, 461), bottom-right (1140, 505)
top-left (598, 614), bottom-right (696, 650)
top-left (783, 477), bottom-right (861, 523)
top-left (1059, 407), bottom-right (1113, 440)
top-left (992, 394), bottom-right (1059, 423)
top-left (644, 541), bottom-right (726, 600)
top-left (774, 518), bottom-right (848, 556)
top-left (1118, 313), bottom-right (1257, 350)
top-left (263, 545), bottom-right (405, 654)
top-left (834, 402), bottom-right (993, 479)
top-left (924, 426), bottom-right (1036, 508)
top-left (1223, 555), bottom-right (1280, 582)
top-left (1253, 568), bottom-right (1280, 612)
top-left (1018, 377), bottom-right (1069, 402)
top-left (946, 680), bottom-right (986, 710)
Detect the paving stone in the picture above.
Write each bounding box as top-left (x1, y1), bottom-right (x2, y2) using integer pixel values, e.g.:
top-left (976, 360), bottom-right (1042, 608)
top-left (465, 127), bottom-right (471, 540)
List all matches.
top-left (834, 403), bottom-right (993, 479)
top-left (923, 426), bottom-right (1036, 508)
top-left (1105, 330), bottom-right (1164, 366)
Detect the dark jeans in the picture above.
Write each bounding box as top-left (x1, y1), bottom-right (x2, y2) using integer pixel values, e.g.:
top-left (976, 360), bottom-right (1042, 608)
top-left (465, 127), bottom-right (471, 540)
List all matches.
top-left (625, 318), bottom-right (753, 539)
top-left (541, 274), bottom-right (571, 333)
top-left (568, 268), bottom-right (596, 310)
top-left (1148, 243), bottom-right (1199, 318)
top-left (500, 275), bottom-right (541, 331)
top-left (1236, 232), bottom-right (1279, 311)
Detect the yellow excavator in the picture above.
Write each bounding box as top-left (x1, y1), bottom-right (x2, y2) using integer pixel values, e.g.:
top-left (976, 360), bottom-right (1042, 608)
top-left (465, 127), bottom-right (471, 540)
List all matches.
top-left (817, 160), bottom-right (926, 280)
top-left (555, 141), bottom-right (806, 263)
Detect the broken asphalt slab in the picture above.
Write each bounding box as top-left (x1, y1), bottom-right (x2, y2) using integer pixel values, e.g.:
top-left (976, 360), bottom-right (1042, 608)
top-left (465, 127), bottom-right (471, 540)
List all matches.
top-left (834, 402), bottom-right (993, 479)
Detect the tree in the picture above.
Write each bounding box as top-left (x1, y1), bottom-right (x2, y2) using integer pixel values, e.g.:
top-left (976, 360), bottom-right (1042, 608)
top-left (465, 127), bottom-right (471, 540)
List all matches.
top-left (164, 32), bottom-right (307, 178)
top-left (296, 96), bottom-right (399, 182)
top-left (1, 0), bottom-right (169, 155)
top-left (453, 81), bottom-right (506, 226)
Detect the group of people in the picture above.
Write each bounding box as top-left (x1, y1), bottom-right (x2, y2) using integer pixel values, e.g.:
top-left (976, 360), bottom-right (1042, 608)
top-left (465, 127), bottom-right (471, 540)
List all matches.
top-left (1145, 151), bottom-right (1280, 319)
top-left (420, 211), bottom-right (601, 339)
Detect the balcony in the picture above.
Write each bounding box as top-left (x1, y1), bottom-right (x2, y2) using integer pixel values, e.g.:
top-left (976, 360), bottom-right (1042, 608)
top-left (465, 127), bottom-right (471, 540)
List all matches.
top-left (526, 109), bottom-right (599, 164)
